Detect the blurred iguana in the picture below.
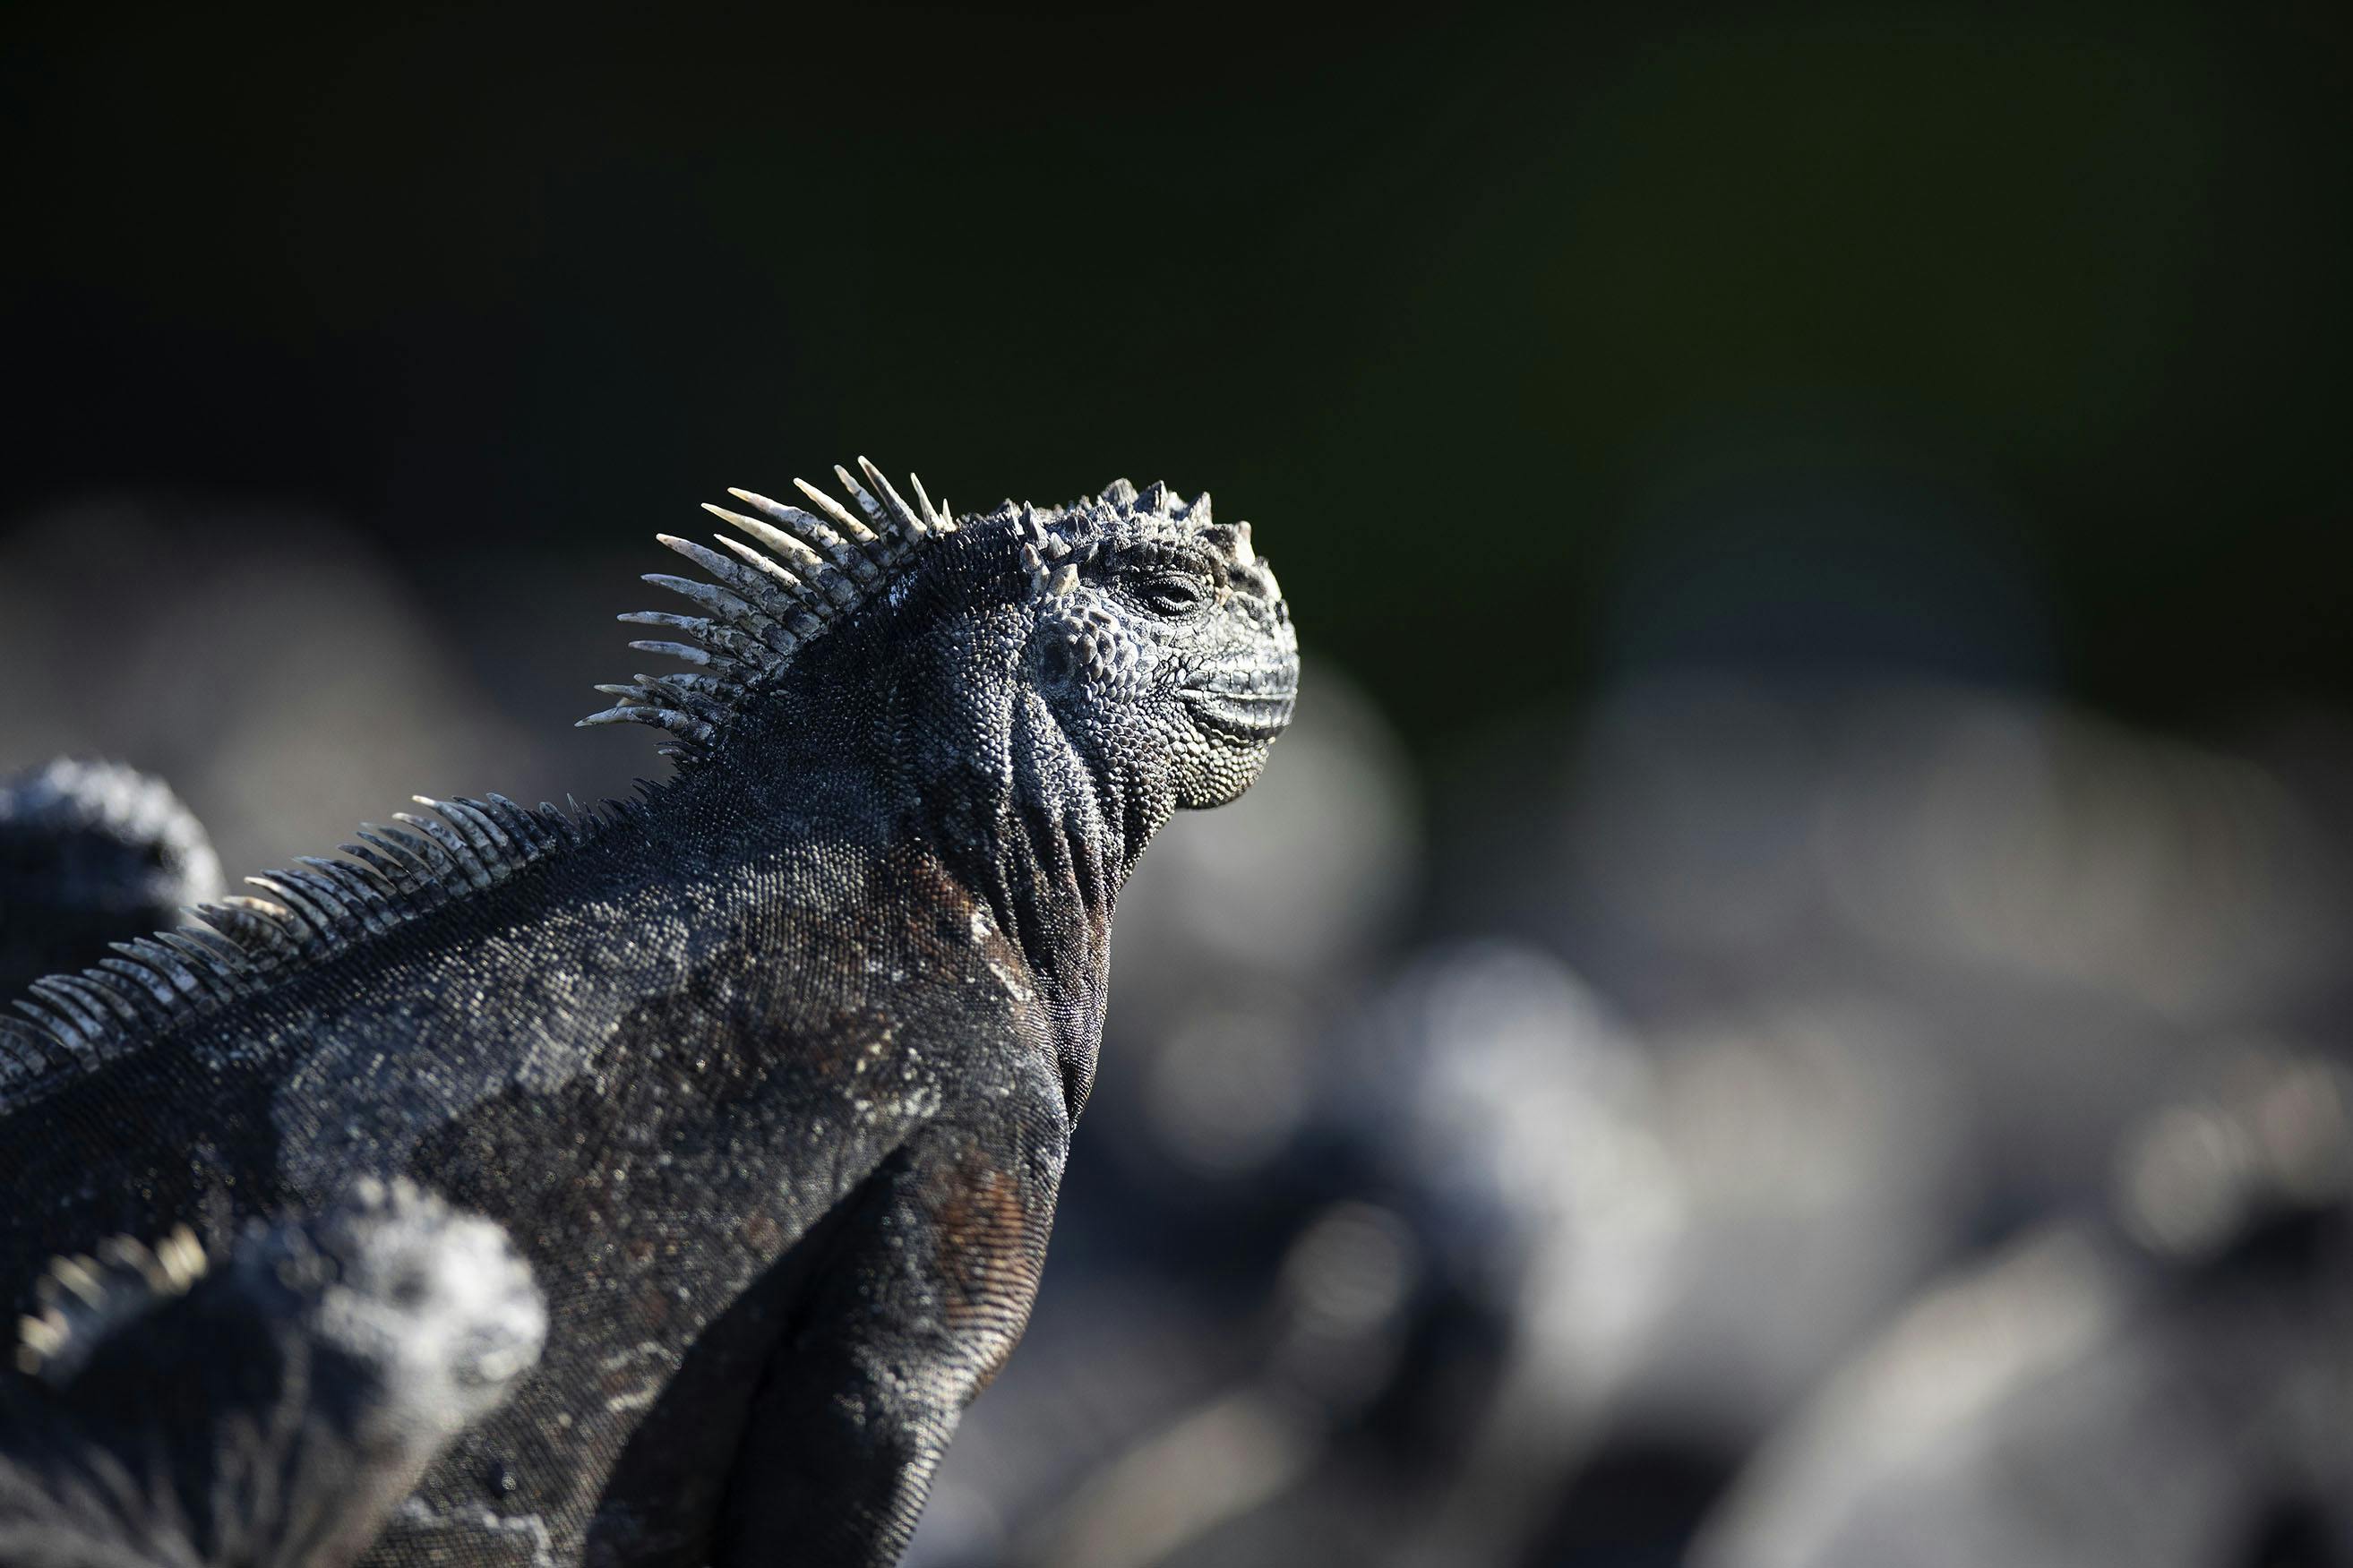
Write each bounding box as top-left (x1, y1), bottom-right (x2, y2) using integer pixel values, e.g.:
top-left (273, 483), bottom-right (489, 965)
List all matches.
top-left (0, 758), bottom-right (223, 994)
top-left (3, 1178), bottom-right (544, 1568)
top-left (0, 461), bottom-right (1298, 1566)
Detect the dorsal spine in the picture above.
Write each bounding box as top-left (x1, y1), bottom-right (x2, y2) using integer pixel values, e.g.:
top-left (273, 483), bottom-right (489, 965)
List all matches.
top-left (579, 458), bottom-right (952, 761)
top-left (0, 794), bottom-right (603, 1085)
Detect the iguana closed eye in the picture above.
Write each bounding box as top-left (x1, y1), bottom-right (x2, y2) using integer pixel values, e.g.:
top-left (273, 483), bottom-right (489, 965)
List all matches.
top-left (0, 462), bottom-right (1298, 1568)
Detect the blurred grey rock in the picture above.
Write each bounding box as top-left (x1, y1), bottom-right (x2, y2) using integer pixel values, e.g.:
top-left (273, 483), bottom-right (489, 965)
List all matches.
top-left (1368, 948), bottom-right (1971, 1566)
top-left (1464, 671), bottom-right (2351, 1221)
top-left (1695, 1050), bottom-right (2353, 1568)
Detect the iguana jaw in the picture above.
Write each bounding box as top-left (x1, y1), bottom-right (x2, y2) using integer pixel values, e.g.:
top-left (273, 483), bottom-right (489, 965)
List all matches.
top-left (1178, 683), bottom-right (1297, 743)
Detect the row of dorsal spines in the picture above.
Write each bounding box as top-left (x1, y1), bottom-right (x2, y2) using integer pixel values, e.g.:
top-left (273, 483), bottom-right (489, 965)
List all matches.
top-left (579, 458), bottom-right (954, 759)
top-left (0, 793), bottom-right (601, 1075)
top-left (17, 1221), bottom-right (207, 1379)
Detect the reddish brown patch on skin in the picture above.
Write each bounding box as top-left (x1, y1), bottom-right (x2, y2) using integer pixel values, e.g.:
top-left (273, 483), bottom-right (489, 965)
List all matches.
top-left (783, 997), bottom-right (880, 1077)
top-left (923, 1142), bottom-right (1040, 1394)
top-left (887, 849), bottom-right (1012, 971)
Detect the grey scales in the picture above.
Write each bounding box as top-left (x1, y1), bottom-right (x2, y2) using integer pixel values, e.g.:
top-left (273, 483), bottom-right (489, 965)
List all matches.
top-left (0, 460), bottom-right (1299, 1567)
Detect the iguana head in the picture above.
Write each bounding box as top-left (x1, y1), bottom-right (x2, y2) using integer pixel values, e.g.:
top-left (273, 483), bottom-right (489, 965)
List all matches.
top-left (586, 461), bottom-right (1297, 812)
top-left (998, 477), bottom-right (1297, 810)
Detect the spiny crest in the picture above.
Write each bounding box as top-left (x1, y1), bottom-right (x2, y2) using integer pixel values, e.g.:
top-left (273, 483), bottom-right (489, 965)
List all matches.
top-left (998, 476), bottom-right (1268, 602)
top-left (0, 793), bottom-right (617, 1092)
top-left (16, 1221), bottom-right (207, 1381)
top-left (580, 457), bottom-right (956, 761)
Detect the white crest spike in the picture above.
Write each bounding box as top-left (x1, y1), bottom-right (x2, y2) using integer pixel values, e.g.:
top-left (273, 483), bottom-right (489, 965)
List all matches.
top-left (727, 486), bottom-right (820, 532)
top-left (834, 464), bottom-right (890, 529)
top-left (626, 639), bottom-right (714, 667)
top-left (706, 501), bottom-right (828, 571)
top-left (722, 493), bottom-right (839, 552)
top-left (856, 457), bottom-right (929, 538)
top-left (712, 498), bottom-right (878, 594)
top-left (787, 478), bottom-right (878, 543)
top-left (710, 534), bottom-right (809, 594)
top-left (907, 471), bottom-right (949, 533)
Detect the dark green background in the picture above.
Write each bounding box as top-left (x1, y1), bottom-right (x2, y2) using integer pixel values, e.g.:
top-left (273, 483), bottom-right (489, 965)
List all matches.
top-left (5, 4), bottom-right (2347, 754)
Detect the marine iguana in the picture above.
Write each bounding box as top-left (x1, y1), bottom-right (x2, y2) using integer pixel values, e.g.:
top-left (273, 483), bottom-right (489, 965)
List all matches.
top-left (0, 758), bottom-right (223, 994)
top-left (3, 1177), bottom-right (544, 1568)
top-left (0, 461), bottom-right (1298, 1567)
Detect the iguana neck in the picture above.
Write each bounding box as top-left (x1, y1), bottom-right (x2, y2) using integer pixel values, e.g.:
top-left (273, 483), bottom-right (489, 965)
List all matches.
top-left (973, 683), bottom-right (1169, 1118)
top-left (696, 604), bottom-right (1172, 1121)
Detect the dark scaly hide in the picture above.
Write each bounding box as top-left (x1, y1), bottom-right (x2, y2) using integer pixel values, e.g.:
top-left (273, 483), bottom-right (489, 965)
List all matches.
top-left (0, 463), bottom-right (1298, 1568)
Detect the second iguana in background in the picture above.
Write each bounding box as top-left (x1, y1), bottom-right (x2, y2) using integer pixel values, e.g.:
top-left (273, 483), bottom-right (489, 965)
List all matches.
top-left (0, 461), bottom-right (1298, 1567)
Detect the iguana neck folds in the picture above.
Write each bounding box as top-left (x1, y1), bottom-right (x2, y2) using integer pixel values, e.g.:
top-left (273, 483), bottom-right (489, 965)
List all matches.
top-left (896, 630), bottom-right (1164, 1123)
top-left (988, 690), bottom-right (1161, 1118)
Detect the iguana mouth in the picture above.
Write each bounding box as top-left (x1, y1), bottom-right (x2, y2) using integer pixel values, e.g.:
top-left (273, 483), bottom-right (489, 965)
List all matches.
top-left (1181, 685), bottom-right (1297, 741)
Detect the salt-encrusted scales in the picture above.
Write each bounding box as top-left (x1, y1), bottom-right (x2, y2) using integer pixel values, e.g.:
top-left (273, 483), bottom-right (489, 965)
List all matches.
top-left (0, 457), bottom-right (1296, 1568)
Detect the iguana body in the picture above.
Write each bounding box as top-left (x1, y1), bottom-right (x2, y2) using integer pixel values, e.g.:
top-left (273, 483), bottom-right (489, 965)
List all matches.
top-left (0, 464), bottom-right (1298, 1566)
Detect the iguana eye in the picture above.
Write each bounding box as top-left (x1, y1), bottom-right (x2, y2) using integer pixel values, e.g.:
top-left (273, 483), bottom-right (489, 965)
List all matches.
top-left (1138, 572), bottom-right (1212, 616)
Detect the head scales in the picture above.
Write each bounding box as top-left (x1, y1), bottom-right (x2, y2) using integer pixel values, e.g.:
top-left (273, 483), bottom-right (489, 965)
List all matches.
top-left (995, 476), bottom-right (1276, 602)
top-left (580, 460), bottom-right (1278, 762)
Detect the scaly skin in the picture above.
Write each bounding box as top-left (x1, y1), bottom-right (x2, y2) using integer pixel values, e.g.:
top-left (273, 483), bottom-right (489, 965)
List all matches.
top-left (0, 465), bottom-right (1298, 1567)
